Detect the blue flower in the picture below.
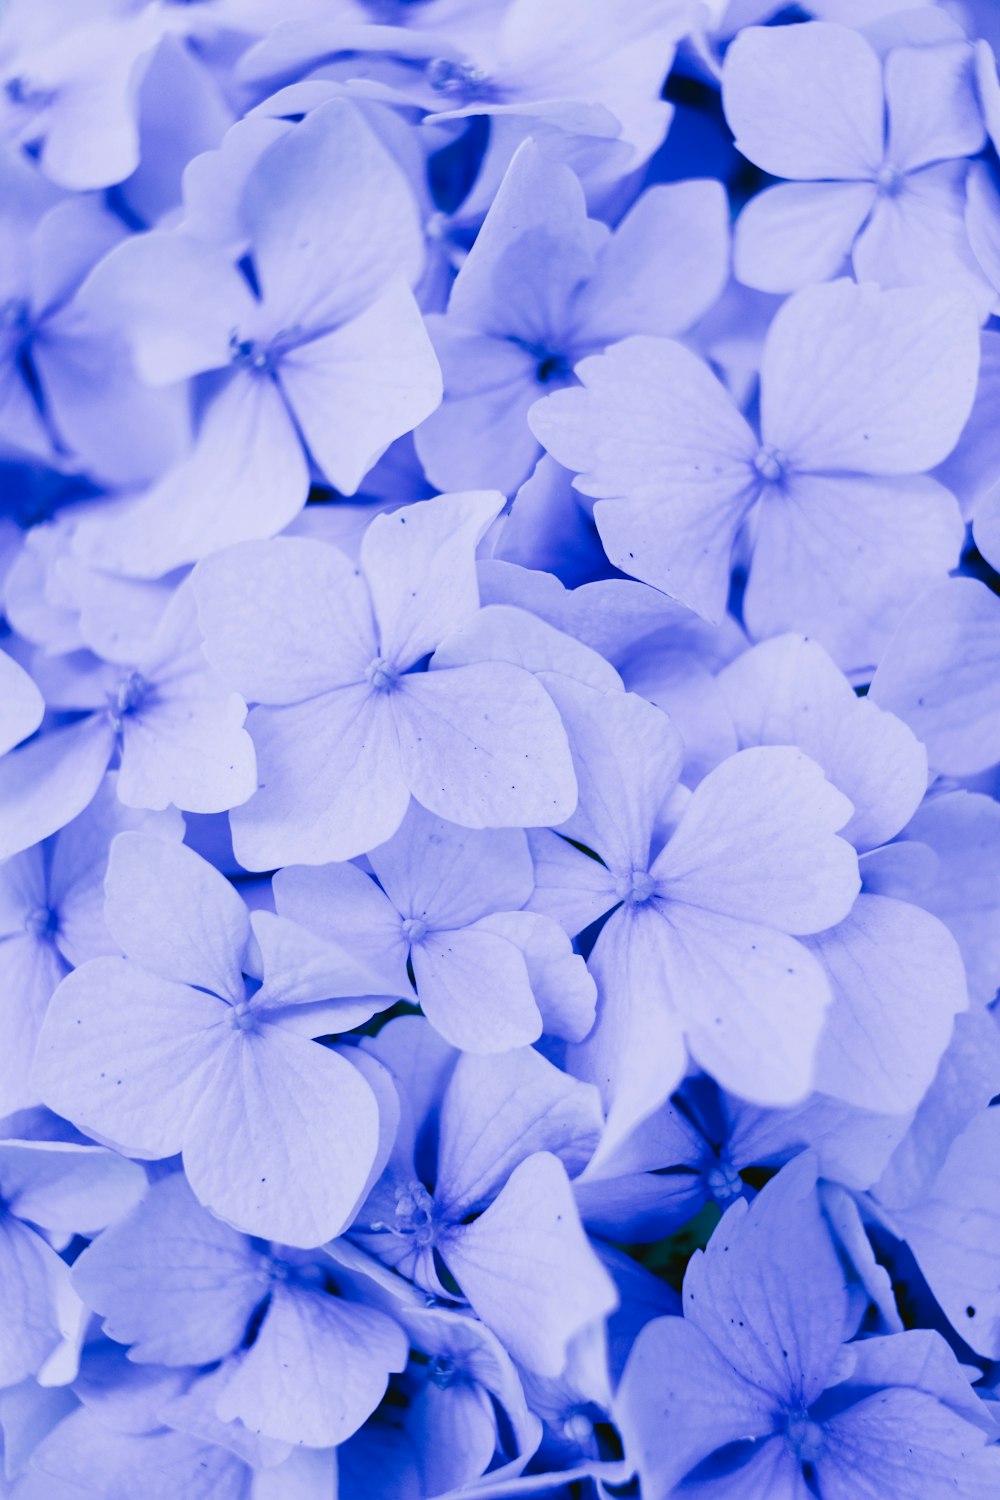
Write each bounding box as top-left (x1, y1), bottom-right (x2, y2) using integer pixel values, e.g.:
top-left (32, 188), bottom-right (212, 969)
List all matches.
top-left (615, 1154), bottom-right (1000, 1498)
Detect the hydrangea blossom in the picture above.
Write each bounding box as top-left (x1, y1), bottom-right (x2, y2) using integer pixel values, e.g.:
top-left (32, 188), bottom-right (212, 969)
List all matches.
top-left (530, 278), bottom-right (979, 670)
top-left (74, 99), bottom-right (441, 577)
top-left (0, 581), bottom-right (256, 860)
top-left (72, 1172), bottom-right (410, 1448)
top-left (722, 22), bottom-right (994, 308)
top-left (530, 677), bottom-right (860, 1147)
top-left (352, 1018), bottom-right (617, 1376)
top-left (194, 491), bottom-right (578, 867)
top-left (415, 138), bottom-right (729, 493)
top-left (272, 802), bottom-right (596, 1052)
top-left (34, 834), bottom-right (386, 1246)
top-left (615, 1155), bottom-right (1000, 1498)
top-left (0, 776), bottom-right (180, 1115)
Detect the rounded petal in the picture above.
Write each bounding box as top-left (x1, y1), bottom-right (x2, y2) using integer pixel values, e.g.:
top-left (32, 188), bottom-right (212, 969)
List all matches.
top-left (722, 22), bottom-right (884, 180)
top-left (231, 687), bottom-right (410, 869)
top-left (104, 833), bottom-right (249, 1000)
top-left (760, 280), bottom-right (981, 476)
top-left (653, 746), bottom-right (859, 935)
top-left (394, 663), bottom-right (577, 830)
top-left (34, 957), bottom-right (227, 1159)
top-left (182, 1023), bottom-right (381, 1247)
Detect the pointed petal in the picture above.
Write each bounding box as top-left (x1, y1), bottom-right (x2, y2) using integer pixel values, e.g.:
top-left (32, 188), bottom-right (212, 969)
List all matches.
top-left (568, 906), bottom-right (688, 1161)
top-left (79, 230), bottom-right (255, 385)
top-left (890, 791), bottom-right (1000, 1005)
top-left (432, 601), bottom-right (623, 693)
top-left (869, 578), bottom-right (1000, 775)
top-left (895, 1109), bottom-right (1000, 1360)
top-left (15, 1407), bottom-right (248, 1500)
top-left (615, 1316), bottom-right (778, 1497)
top-left (104, 832), bottom-right (249, 1000)
top-left (544, 675), bottom-right (683, 873)
top-left (47, 777), bottom-right (184, 969)
top-left (278, 280), bottom-right (441, 497)
top-left (0, 933), bottom-right (67, 1116)
top-left (360, 491), bottom-right (503, 670)
top-left (249, 909), bottom-right (393, 1021)
top-left (443, 1152), bottom-right (617, 1376)
top-left (530, 337), bottom-right (757, 620)
top-left (884, 42), bottom-right (985, 173)
top-left (0, 1140), bottom-right (144, 1235)
top-left (272, 860), bottom-right (409, 994)
top-left (436, 1047), bottom-right (602, 1218)
top-left (734, 180), bottom-right (874, 294)
top-left (658, 903), bottom-right (833, 1107)
top-left (244, 98), bottom-right (424, 331)
top-left (86, 373), bottom-right (309, 578)
top-left (717, 634), bottom-right (927, 852)
top-left (0, 1216), bottom-right (75, 1387)
top-left (575, 179), bottom-right (730, 343)
top-left (852, 163), bottom-right (995, 316)
top-left (819, 1388), bottom-right (1000, 1500)
top-left (810, 894), bottom-right (966, 1114)
top-left (745, 472), bottom-right (963, 673)
top-left (414, 324), bottom-right (543, 495)
top-left (0, 649), bottom-right (43, 756)
top-left (368, 802), bottom-right (534, 932)
top-left (525, 826), bottom-right (619, 937)
top-left (684, 1155), bottom-right (851, 1405)
top-left (71, 1172), bottom-right (266, 1366)
top-left (479, 909), bottom-right (597, 1043)
top-left (0, 716), bottom-right (113, 861)
top-left (445, 138), bottom-right (595, 339)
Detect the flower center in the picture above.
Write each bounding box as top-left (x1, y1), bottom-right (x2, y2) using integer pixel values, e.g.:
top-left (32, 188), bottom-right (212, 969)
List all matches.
top-left (785, 1413), bottom-right (825, 1465)
top-left (108, 670), bottom-right (150, 730)
top-left (705, 1159), bottom-right (743, 1205)
top-left (229, 999), bottom-right (257, 1032)
top-left (753, 444), bottom-right (787, 484)
top-left (614, 868), bottom-right (656, 906)
top-left (535, 351), bottom-right (571, 385)
top-left (561, 1411), bottom-right (594, 1445)
top-left (400, 915), bottom-right (428, 945)
top-left (428, 1353), bottom-right (457, 1388)
top-left (426, 57), bottom-right (490, 97)
top-left (24, 905), bottom-right (58, 940)
top-left (366, 656), bottom-right (400, 692)
top-left (228, 333), bottom-right (276, 375)
top-left (393, 1181), bottom-right (437, 1246)
top-left (875, 163), bottom-right (904, 197)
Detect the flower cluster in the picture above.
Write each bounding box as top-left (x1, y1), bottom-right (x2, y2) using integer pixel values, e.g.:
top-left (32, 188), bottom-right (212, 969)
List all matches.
top-left (1, 0), bottom-right (1000, 1496)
